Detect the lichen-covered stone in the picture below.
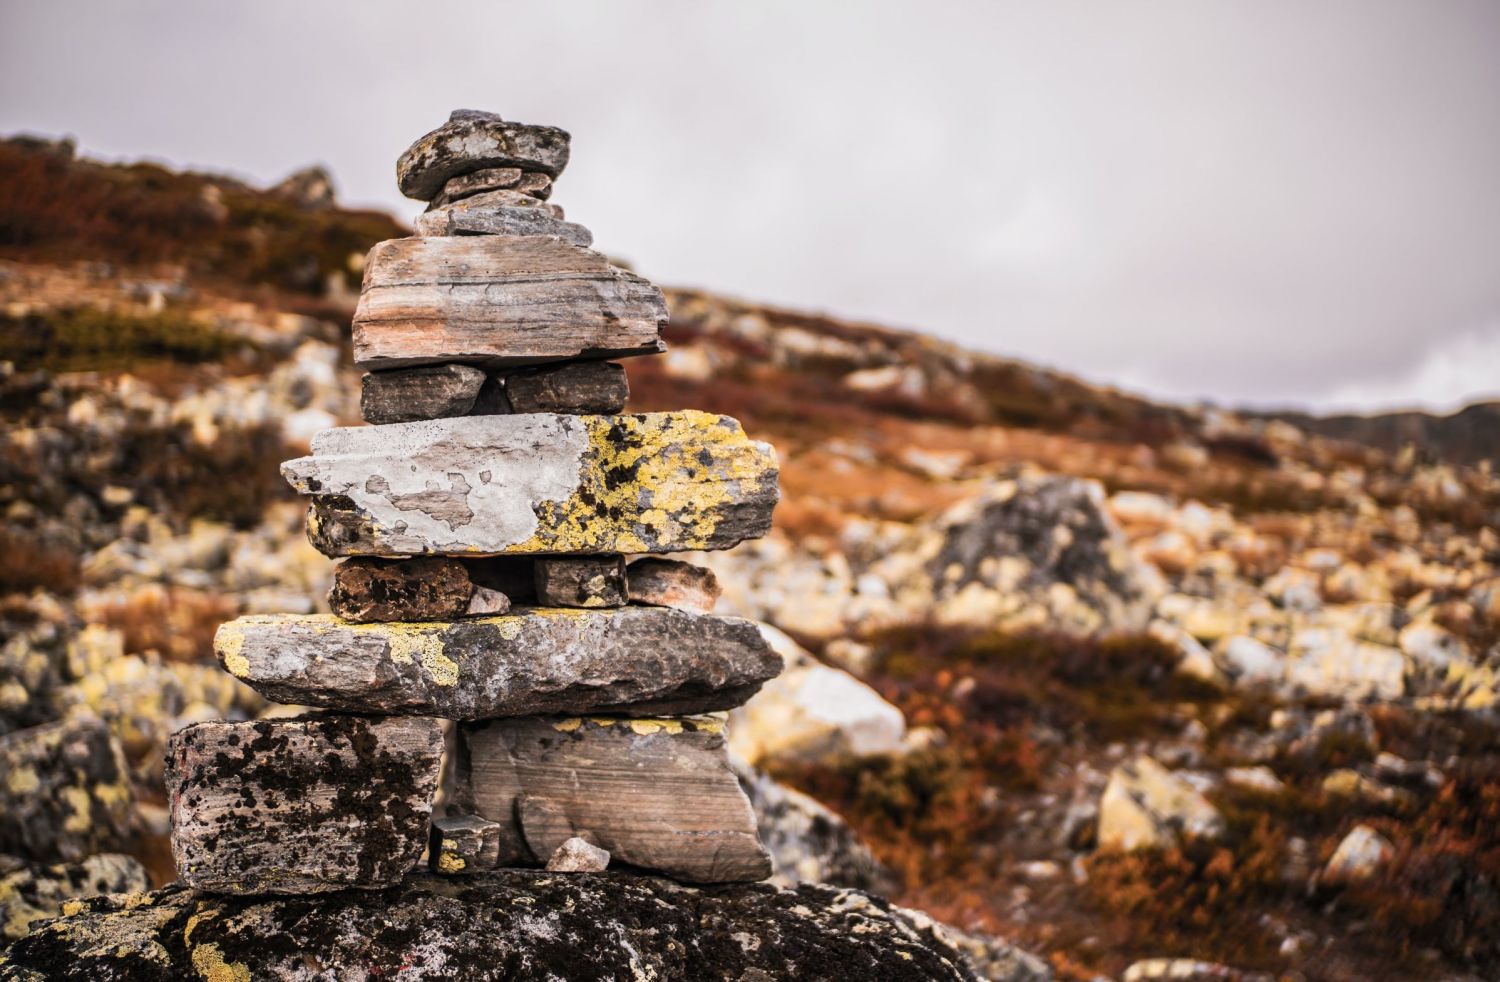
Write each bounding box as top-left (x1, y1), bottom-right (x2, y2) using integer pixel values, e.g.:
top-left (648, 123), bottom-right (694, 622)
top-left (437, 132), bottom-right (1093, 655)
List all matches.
top-left (627, 557), bottom-right (723, 613)
top-left (503, 360), bottom-right (628, 414)
top-left (352, 235), bottom-right (664, 370)
top-left (166, 716), bottom-right (442, 895)
top-left (413, 202), bottom-right (594, 247)
top-left (360, 364), bottom-right (489, 424)
top-left (213, 607), bottom-right (781, 718)
top-left (283, 412), bottom-right (779, 557)
top-left (456, 715), bottom-right (771, 883)
top-left (397, 110), bottom-right (570, 200)
top-left (0, 853), bottom-right (148, 942)
top-left (0, 717), bottom-right (133, 864)
top-left (429, 815), bottom-right (500, 875)
top-left (0, 873), bottom-right (991, 981)
top-left (533, 555), bottom-right (627, 608)
top-left (327, 557), bottom-right (476, 622)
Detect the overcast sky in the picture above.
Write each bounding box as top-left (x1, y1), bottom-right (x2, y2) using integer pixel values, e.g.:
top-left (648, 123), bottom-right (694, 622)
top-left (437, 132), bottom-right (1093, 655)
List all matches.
top-left (3, 1), bottom-right (1498, 414)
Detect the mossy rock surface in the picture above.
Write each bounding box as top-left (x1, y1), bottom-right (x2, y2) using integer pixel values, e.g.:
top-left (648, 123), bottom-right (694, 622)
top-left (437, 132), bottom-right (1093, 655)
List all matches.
top-left (0, 873), bottom-right (987, 981)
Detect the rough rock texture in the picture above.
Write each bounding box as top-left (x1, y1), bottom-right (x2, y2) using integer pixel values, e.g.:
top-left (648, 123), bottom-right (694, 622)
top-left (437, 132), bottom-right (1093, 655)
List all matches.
top-left (426, 187), bottom-right (563, 216)
top-left (397, 110), bottom-right (570, 200)
top-left (166, 716), bottom-right (442, 894)
top-left (545, 837), bottom-right (610, 873)
top-left (1098, 755), bottom-right (1225, 851)
top-left (428, 166), bottom-right (550, 208)
top-left (627, 557), bottom-right (722, 613)
top-left (352, 236), bottom-right (664, 370)
top-left (736, 761), bottom-right (897, 894)
top-left (428, 815), bottom-right (500, 875)
top-left (503, 360), bottom-right (629, 414)
top-left (360, 364), bottom-right (488, 424)
top-left (0, 716), bottom-right (133, 863)
top-left (214, 608), bottom-right (781, 718)
top-left (533, 555), bottom-right (627, 608)
top-left (0, 853), bottom-right (148, 942)
top-left (283, 412), bottom-right (779, 557)
top-left (1323, 824), bottom-right (1394, 883)
top-left (327, 556), bottom-right (477, 622)
top-left (457, 715), bottom-right (771, 883)
top-left (413, 202), bottom-right (594, 246)
top-left (0, 873), bottom-right (990, 981)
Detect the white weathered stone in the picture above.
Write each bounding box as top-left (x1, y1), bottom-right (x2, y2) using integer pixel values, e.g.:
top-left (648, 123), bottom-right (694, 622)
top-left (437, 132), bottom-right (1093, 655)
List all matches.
top-left (545, 837), bottom-right (610, 873)
top-left (1098, 755), bottom-right (1225, 851)
top-left (1323, 824), bottom-right (1394, 883)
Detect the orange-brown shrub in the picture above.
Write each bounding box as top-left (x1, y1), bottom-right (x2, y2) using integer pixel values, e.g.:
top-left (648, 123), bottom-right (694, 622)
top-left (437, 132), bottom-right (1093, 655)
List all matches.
top-left (91, 585), bottom-right (236, 664)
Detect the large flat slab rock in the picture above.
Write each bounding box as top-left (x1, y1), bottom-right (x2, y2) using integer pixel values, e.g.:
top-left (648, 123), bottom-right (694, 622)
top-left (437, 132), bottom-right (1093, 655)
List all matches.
top-left (456, 715), bottom-right (771, 883)
top-left (282, 412), bottom-right (779, 557)
top-left (0, 874), bottom-right (992, 981)
top-left (352, 235), bottom-right (665, 370)
top-left (166, 716), bottom-right (442, 895)
top-left (214, 607), bottom-right (781, 718)
top-left (398, 110), bottom-right (570, 200)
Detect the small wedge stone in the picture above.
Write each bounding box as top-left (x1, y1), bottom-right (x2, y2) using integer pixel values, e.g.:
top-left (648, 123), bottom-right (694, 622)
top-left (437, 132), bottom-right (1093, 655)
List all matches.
top-left (361, 364), bottom-right (488, 424)
top-left (398, 111), bottom-right (570, 200)
top-left (466, 585), bottom-right (511, 616)
top-left (424, 187), bottom-right (562, 216)
top-left (214, 608), bottom-right (782, 718)
top-left (414, 204), bottom-right (594, 247)
top-left (503, 361), bottom-right (628, 414)
top-left (430, 166), bottom-right (523, 207)
top-left (546, 837), bottom-right (610, 873)
top-left (534, 556), bottom-right (627, 608)
top-left (457, 715), bottom-right (771, 883)
top-left (429, 815), bottom-right (501, 875)
top-left (627, 558), bottom-right (722, 614)
top-left (167, 715), bottom-right (443, 894)
top-left (328, 557), bottom-right (475, 622)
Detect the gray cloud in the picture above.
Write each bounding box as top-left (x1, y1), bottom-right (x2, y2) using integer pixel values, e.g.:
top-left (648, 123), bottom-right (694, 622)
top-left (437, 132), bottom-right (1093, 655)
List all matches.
top-left (3, 0), bottom-right (1498, 411)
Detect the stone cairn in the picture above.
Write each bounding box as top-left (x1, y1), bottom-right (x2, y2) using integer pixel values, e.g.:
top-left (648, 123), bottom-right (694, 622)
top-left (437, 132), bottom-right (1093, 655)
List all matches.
top-left (166, 109), bottom-right (784, 893)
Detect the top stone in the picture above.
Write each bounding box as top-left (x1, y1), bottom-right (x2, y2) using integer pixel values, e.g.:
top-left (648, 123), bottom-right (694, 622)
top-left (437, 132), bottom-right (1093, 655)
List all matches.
top-left (397, 110), bottom-right (571, 201)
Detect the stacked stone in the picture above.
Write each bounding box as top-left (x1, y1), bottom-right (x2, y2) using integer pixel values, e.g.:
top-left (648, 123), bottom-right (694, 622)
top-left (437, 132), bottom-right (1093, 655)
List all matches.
top-left (166, 110), bottom-right (784, 895)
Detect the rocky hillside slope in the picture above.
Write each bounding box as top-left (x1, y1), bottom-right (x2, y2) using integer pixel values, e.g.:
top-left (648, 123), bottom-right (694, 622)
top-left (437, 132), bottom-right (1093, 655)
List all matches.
top-left (2, 135), bottom-right (1498, 981)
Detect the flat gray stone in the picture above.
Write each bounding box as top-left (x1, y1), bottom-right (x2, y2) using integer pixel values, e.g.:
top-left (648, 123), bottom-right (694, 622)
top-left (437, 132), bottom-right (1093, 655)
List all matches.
top-left (213, 607), bottom-right (782, 718)
top-left (456, 715), bottom-right (772, 883)
top-left (430, 166), bottom-right (523, 206)
top-left (361, 364), bottom-right (489, 424)
top-left (281, 412), bottom-right (779, 557)
top-left (398, 113), bottom-right (570, 200)
top-left (166, 716), bottom-right (443, 895)
top-left (352, 235), bottom-right (662, 370)
top-left (414, 204), bottom-right (594, 247)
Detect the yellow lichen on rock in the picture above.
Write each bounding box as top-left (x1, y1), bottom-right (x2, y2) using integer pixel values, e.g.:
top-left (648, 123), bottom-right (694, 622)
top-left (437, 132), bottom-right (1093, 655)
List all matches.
top-left (213, 624), bottom-right (249, 679)
top-left (190, 942), bottom-right (251, 982)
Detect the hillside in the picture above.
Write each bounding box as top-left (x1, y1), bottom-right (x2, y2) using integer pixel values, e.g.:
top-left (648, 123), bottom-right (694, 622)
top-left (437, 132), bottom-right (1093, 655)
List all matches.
top-left (2, 135), bottom-right (1499, 982)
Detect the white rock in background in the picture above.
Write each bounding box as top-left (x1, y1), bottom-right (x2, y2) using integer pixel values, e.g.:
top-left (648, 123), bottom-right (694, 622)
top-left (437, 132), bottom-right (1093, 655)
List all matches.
top-left (1323, 824), bottom-right (1394, 883)
top-left (1148, 621), bottom-right (1229, 689)
top-left (1285, 628), bottom-right (1405, 702)
top-left (1399, 621), bottom-right (1471, 671)
top-left (1098, 755), bottom-right (1225, 851)
top-left (729, 625), bottom-right (906, 766)
top-left (1218, 635), bottom-right (1284, 687)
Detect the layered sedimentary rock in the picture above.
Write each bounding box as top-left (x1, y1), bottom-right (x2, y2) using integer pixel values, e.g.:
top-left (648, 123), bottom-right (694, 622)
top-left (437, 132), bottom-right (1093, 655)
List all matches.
top-left (413, 202), bottom-right (594, 246)
top-left (457, 715), bottom-right (771, 883)
top-left (0, 875), bottom-right (988, 981)
top-left (351, 236), bottom-right (666, 370)
top-left (397, 110), bottom-right (570, 200)
top-left (214, 608), bottom-right (781, 718)
top-left (166, 716), bottom-right (442, 894)
top-left (283, 412), bottom-right (779, 557)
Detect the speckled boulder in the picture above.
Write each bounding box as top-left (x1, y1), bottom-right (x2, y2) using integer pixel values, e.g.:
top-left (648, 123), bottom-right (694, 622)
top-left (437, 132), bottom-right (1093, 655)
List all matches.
top-left (0, 717), bottom-right (134, 864)
top-left (397, 110), bottom-right (570, 200)
top-left (166, 716), bottom-right (442, 895)
top-left (283, 412), bottom-right (779, 557)
top-left (0, 873), bottom-right (992, 981)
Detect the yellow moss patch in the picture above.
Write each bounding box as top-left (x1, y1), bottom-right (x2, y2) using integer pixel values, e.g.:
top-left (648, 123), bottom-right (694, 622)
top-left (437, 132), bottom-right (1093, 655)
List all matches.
top-left (5, 766), bottom-right (39, 795)
top-left (214, 624), bottom-right (249, 679)
top-left (437, 850), bottom-right (466, 873)
top-left (551, 718), bottom-right (583, 732)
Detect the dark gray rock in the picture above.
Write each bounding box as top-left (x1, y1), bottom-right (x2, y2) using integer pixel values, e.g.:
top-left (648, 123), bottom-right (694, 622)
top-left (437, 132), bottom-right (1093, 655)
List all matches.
top-left (456, 715), bottom-right (772, 883)
top-left (533, 555), bottom-right (627, 608)
top-left (166, 716), bottom-right (443, 895)
top-left (503, 360), bottom-right (628, 414)
top-left (0, 873), bottom-right (990, 981)
top-left (413, 203), bottom-right (594, 247)
top-left (0, 716), bottom-right (134, 864)
top-left (327, 556), bottom-right (478, 622)
top-left (397, 113), bottom-right (570, 201)
top-left (214, 607), bottom-right (782, 718)
top-left (0, 853), bottom-right (148, 942)
top-left (429, 815), bottom-right (501, 875)
top-left (360, 364), bottom-right (488, 424)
